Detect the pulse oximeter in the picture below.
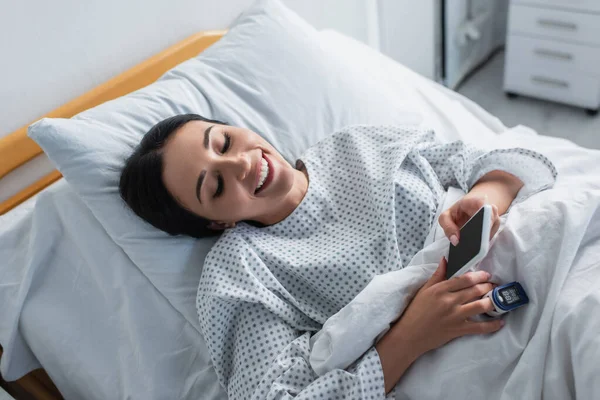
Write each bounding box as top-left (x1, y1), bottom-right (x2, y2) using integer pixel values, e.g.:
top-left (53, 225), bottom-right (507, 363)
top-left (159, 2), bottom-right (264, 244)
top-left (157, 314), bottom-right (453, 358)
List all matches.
top-left (483, 281), bottom-right (529, 317)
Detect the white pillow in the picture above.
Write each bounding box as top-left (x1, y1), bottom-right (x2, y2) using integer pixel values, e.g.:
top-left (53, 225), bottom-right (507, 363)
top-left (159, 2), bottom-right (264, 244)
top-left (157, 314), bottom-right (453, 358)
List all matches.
top-left (28, 0), bottom-right (421, 329)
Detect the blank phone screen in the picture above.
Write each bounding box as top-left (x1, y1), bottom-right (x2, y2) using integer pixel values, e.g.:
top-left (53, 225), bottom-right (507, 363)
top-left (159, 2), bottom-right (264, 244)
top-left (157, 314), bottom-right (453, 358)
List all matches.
top-left (446, 208), bottom-right (485, 279)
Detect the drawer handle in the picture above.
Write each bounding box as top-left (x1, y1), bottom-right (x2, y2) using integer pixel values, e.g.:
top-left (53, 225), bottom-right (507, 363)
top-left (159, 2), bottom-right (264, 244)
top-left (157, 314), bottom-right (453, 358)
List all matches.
top-left (531, 76), bottom-right (570, 88)
top-left (537, 19), bottom-right (577, 31)
top-left (534, 48), bottom-right (573, 60)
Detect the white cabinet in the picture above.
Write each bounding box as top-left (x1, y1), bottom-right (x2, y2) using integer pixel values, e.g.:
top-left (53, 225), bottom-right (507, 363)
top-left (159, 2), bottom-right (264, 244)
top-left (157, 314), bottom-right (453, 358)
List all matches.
top-left (513, 0), bottom-right (600, 13)
top-left (504, 0), bottom-right (600, 113)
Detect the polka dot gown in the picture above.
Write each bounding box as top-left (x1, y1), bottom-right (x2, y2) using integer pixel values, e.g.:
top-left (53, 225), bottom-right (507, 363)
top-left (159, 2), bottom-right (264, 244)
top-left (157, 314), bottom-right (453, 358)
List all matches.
top-left (197, 125), bottom-right (557, 399)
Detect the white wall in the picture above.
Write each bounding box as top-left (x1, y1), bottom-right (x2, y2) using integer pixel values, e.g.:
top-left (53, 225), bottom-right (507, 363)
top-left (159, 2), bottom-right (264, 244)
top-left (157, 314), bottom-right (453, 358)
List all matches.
top-left (377, 0), bottom-right (439, 80)
top-left (0, 0), bottom-right (373, 203)
top-left (0, 0), bottom-right (371, 138)
top-left (0, 0), bottom-right (248, 138)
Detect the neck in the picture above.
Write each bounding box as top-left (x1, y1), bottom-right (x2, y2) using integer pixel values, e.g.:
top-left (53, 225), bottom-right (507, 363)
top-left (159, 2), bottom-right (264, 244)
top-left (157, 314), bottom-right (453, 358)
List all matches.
top-left (258, 168), bottom-right (308, 226)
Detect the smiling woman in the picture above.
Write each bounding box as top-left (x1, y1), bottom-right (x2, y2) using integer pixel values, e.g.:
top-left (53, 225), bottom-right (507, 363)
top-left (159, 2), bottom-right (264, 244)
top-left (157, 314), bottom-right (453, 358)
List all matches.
top-left (119, 113), bottom-right (309, 238)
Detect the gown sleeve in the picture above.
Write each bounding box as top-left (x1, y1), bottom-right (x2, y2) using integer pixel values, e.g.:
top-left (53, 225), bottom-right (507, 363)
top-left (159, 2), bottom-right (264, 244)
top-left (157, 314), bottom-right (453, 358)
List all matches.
top-left (408, 134), bottom-right (558, 204)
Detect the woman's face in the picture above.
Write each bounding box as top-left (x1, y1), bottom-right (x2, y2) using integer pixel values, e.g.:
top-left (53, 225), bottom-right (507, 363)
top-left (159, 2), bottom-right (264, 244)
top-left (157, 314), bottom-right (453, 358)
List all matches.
top-left (162, 120), bottom-right (306, 228)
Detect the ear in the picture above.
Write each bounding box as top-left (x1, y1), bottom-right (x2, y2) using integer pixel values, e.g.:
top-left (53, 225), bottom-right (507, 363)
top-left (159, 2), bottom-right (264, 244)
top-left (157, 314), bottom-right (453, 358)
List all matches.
top-left (208, 221), bottom-right (236, 230)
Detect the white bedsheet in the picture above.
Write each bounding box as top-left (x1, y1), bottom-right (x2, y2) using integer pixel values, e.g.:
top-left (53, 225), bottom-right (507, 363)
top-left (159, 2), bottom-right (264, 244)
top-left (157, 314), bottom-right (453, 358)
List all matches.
top-left (0, 30), bottom-right (588, 400)
top-left (310, 130), bottom-right (600, 398)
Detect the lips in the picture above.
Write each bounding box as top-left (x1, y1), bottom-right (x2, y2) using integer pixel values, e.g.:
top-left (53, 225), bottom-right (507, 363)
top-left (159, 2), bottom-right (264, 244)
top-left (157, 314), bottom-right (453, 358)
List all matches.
top-left (254, 152), bottom-right (273, 195)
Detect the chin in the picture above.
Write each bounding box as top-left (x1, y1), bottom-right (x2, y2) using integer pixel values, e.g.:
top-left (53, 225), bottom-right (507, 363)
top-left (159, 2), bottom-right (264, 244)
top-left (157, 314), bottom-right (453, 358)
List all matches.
top-left (244, 219), bottom-right (267, 228)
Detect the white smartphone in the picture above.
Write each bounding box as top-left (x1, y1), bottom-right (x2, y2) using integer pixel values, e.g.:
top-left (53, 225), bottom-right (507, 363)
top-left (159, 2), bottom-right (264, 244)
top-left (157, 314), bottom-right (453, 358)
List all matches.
top-left (445, 205), bottom-right (493, 280)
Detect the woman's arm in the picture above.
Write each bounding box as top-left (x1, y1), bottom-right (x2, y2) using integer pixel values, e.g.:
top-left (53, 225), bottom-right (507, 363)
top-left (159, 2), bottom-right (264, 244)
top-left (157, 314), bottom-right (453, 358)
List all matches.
top-left (438, 170), bottom-right (523, 244)
top-left (200, 294), bottom-right (388, 399)
top-left (200, 257), bottom-right (501, 398)
top-left (376, 325), bottom-right (420, 393)
top-left (468, 170), bottom-right (523, 215)
top-left (414, 136), bottom-right (555, 245)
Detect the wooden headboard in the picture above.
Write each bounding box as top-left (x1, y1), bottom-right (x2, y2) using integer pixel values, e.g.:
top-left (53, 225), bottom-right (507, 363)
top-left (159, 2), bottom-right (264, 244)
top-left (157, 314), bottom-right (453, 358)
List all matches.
top-left (0, 30), bottom-right (226, 216)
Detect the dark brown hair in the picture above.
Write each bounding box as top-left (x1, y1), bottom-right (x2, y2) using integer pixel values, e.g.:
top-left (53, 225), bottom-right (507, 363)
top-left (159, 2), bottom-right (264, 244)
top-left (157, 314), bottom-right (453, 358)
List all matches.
top-left (119, 114), bottom-right (227, 238)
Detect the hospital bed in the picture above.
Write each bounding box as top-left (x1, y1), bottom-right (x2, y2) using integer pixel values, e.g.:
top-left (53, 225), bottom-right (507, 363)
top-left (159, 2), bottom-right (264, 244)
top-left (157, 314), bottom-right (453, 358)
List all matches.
top-left (1, 1), bottom-right (599, 399)
top-left (0, 26), bottom-right (503, 397)
top-left (0, 28), bottom-right (230, 399)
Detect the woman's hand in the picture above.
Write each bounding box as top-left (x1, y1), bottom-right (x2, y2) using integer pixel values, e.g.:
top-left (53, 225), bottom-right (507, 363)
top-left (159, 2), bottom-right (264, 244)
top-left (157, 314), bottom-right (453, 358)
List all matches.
top-left (375, 258), bottom-right (503, 393)
top-left (439, 170), bottom-right (523, 245)
top-left (439, 194), bottom-right (501, 246)
top-left (393, 257), bottom-right (503, 354)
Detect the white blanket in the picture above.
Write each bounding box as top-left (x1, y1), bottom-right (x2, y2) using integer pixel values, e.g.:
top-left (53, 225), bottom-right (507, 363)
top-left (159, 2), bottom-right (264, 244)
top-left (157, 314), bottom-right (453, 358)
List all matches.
top-left (310, 129), bottom-right (600, 399)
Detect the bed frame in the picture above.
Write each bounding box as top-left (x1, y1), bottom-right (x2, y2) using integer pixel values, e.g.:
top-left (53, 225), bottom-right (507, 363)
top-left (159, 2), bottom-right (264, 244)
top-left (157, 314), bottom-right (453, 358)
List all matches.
top-left (0, 30), bottom-right (226, 400)
top-left (0, 30), bottom-right (226, 216)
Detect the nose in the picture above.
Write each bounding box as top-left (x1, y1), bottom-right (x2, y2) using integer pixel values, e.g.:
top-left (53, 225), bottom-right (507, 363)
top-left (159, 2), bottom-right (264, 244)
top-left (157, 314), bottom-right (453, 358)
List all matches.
top-left (220, 152), bottom-right (252, 181)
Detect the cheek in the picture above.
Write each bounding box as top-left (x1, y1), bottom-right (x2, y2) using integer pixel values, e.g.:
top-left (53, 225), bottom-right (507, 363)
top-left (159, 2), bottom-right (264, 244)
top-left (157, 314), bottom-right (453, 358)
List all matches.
top-left (276, 161), bottom-right (294, 189)
top-left (221, 187), bottom-right (252, 215)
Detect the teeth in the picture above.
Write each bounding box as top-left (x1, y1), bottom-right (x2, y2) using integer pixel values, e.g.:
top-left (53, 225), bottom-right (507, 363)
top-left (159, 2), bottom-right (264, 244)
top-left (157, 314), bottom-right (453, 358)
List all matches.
top-left (256, 157), bottom-right (269, 191)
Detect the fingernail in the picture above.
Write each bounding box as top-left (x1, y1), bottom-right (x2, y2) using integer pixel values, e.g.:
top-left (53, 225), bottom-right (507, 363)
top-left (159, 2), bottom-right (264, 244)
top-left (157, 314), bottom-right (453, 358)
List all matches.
top-left (450, 235), bottom-right (459, 246)
top-left (500, 319), bottom-right (505, 327)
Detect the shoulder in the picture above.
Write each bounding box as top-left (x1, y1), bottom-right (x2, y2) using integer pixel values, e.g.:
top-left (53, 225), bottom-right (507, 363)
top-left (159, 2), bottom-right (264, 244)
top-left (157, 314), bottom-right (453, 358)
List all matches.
top-left (327, 124), bottom-right (435, 144)
top-left (318, 125), bottom-right (436, 153)
top-left (299, 124), bottom-right (435, 166)
top-left (199, 228), bottom-right (254, 294)
top-left (203, 223), bottom-right (272, 268)
top-left (205, 227), bottom-right (249, 261)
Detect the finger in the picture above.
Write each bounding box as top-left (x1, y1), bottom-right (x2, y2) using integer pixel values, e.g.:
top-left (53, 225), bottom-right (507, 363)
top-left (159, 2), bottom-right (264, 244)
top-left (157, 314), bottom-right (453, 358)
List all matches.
top-left (455, 283), bottom-right (494, 304)
top-left (441, 270), bottom-right (491, 292)
top-left (461, 317), bottom-right (504, 335)
top-left (439, 209), bottom-right (460, 246)
top-left (490, 204), bottom-right (500, 239)
top-left (491, 217), bottom-right (500, 239)
top-left (444, 197), bottom-right (488, 244)
top-left (422, 257), bottom-right (447, 290)
top-left (458, 297), bottom-right (495, 318)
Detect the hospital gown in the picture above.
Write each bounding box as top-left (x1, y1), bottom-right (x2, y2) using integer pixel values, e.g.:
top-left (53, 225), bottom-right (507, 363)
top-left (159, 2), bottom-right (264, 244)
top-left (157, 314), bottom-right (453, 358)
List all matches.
top-left (196, 125), bottom-right (557, 399)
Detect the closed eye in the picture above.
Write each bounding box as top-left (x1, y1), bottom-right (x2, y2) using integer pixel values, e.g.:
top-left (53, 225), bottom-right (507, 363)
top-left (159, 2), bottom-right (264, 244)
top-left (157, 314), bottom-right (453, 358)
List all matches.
top-left (213, 133), bottom-right (230, 198)
top-left (221, 133), bottom-right (231, 153)
top-left (214, 175), bottom-right (224, 198)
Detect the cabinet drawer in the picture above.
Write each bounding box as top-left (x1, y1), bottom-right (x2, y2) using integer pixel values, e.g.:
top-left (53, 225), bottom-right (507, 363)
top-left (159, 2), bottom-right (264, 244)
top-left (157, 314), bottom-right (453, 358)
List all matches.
top-left (509, 4), bottom-right (600, 46)
top-left (504, 58), bottom-right (600, 108)
top-left (512, 0), bottom-right (600, 13)
top-left (506, 34), bottom-right (600, 76)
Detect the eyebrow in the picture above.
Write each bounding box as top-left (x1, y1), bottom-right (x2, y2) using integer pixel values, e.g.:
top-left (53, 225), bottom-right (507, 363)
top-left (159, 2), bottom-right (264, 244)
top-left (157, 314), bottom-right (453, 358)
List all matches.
top-left (203, 125), bottom-right (214, 149)
top-left (196, 125), bottom-right (215, 204)
top-left (196, 170), bottom-right (207, 204)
